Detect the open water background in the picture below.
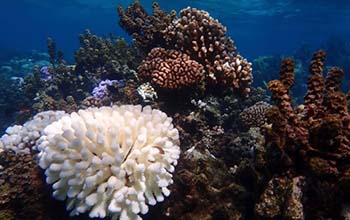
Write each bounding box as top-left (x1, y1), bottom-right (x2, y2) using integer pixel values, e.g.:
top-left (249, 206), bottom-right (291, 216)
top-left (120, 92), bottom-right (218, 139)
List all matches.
top-left (1, 0), bottom-right (350, 61)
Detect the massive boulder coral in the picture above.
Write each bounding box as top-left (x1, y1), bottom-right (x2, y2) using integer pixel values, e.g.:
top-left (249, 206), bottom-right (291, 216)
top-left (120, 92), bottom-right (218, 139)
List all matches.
top-left (138, 47), bottom-right (205, 90)
top-left (38, 105), bottom-right (180, 220)
top-left (255, 50), bottom-right (350, 219)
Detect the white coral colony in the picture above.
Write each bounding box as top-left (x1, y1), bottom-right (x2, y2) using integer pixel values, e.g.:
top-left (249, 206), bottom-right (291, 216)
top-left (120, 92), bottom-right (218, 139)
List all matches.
top-left (38, 105), bottom-right (181, 220)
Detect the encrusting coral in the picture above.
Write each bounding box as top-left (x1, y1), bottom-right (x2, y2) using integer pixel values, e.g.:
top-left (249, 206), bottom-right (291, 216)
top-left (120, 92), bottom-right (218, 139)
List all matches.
top-left (254, 50), bottom-right (350, 219)
top-left (138, 47), bottom-right (205, 90)
top-left (38, 105), bottom-right (180, 220)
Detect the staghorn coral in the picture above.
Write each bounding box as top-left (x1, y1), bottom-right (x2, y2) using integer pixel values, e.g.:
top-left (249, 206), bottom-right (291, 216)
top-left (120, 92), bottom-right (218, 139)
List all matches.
top-left (38, 105), bottom-right (180, 220)
top-left (255, 50), bottom-right (350, 219)
top-left (239, 101), bottom-right (271, 129)
top-left (138, 47), bottom-right (205, 90)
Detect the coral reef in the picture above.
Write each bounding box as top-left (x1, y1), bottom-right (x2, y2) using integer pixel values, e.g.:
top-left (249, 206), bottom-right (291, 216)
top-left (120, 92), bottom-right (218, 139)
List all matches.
top-left (138, 48), bottom-right (205, 90)
top-left (254, 50), bottom-right (350, 219)
top-left (0, 74), bottom-right (29, 133)
top-left (118, 2), bottom-right (253, 96)
top-left (38, 105), bottom-right (180, 219)
top-left (137, 83), bottom-right (158, 103)
top-left (17, 31), bottom-right (140, 121)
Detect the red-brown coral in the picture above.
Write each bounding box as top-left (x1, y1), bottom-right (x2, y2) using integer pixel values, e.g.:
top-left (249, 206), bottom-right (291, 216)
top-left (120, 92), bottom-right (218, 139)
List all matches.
top-left (0, 151), bottom-right (68, 220)
top-left (257, 50), bottom-right (350, 219)
top-left (138, 47), bottom-right (205, 89)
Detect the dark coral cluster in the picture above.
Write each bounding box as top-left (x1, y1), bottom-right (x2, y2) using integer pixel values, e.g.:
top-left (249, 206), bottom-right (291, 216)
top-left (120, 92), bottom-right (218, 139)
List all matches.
top-left (75, 29), bottom-right (139, 79)
top-left (118, 1), bottom-right (252, 96)
top-left (117, 1), bottom-right (176, 53)
top-left (0, 151), bottom-right (69, 220)
top-left (254, 50), bottom-right (350, 219)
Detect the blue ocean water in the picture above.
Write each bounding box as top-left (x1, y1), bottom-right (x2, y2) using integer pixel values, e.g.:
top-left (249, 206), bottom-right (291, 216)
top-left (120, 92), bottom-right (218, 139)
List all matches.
top-left (1, 0), bottom-right (350, 60)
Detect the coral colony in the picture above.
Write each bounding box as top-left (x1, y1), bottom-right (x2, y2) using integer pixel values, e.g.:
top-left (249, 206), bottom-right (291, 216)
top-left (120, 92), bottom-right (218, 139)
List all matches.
top-left (0, 1), bottom-right (350, 220)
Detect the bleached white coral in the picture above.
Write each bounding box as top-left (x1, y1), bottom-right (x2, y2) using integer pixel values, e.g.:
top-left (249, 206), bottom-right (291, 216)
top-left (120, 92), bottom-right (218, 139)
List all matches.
top-left (0, 110), bottom-right (67, 154)
top-left (38, 105), bottom-right (180, 220)
top-left (137, 82), bottom-right (158, 102)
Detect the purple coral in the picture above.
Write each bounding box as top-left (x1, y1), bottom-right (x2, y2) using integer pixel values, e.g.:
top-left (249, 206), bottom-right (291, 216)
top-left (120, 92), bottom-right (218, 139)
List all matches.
top-left (92, 79), bottom-right (124, 100)
top-left (40, 66), bottom-right (52, 81)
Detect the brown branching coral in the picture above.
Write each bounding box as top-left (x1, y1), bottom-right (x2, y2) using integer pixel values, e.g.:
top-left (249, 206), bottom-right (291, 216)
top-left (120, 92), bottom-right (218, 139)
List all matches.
top-left (138, 47), bottom-right (205, 90)
top-left (325, 66), bottom-right (344, 94)
top-left (256, 50), bottom-right (350, 219)
top-left (304, 50), bottom-right (326, 119)
top-left (117, 1), bottom-right (176, 53)
top-left (163, 7), bottom-right (236, 61)
top-left (279, 58), bottom-right (295, 89)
